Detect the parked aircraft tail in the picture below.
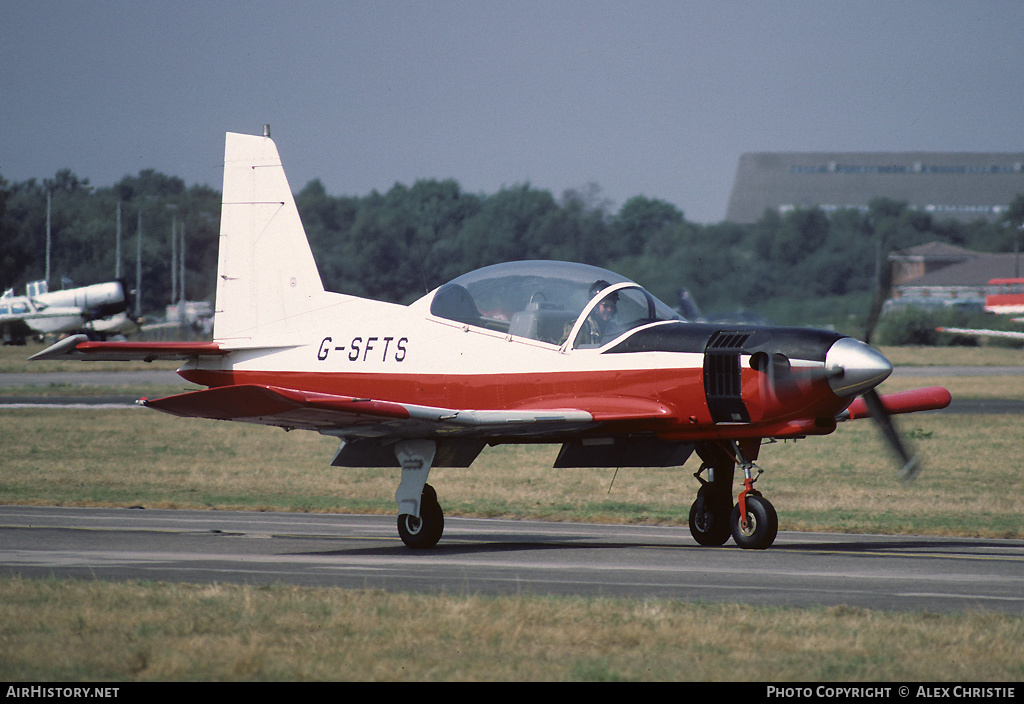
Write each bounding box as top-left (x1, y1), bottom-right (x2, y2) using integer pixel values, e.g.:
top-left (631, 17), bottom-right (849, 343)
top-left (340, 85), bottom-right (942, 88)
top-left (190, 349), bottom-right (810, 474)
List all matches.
top-left (214, 129), bottom-right (328, 342)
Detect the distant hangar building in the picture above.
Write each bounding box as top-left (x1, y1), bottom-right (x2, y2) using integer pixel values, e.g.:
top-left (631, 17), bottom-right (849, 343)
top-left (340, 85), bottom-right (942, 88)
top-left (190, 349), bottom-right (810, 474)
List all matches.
top-left (725, 152), bottom-right (1024, 224)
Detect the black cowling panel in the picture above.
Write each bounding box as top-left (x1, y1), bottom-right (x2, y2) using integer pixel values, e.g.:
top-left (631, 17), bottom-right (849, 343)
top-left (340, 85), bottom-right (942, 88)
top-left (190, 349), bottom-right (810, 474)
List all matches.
top-left (605, 322), bottom-right (845, 424)
top-left (605, 322), bottom-right (842, 362)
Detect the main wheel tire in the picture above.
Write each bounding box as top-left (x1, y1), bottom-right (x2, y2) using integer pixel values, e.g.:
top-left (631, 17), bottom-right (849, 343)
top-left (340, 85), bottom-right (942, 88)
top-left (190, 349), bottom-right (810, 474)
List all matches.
top-left (730, 494), bottom-right (778, 550)
top-left (688, 491), bottom-right (733, 546)
top-left (397, 483), bottom-right (444, 549)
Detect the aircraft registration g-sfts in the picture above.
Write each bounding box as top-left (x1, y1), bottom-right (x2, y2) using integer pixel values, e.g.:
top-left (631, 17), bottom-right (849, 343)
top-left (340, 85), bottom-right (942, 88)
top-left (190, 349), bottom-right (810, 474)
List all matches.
top-left (33, 129), bottom-right (952, 550)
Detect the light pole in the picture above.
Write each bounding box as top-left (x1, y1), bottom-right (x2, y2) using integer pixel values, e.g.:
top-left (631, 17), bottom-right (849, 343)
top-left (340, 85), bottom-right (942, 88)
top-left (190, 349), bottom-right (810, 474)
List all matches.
top-left (115, 201), bottom-right (122, 280)
top-left (136, 209), bottom-right (144, 318)
top-left (45, 190), bottom-right (51, 286)
top-left (167, 205), bottom-right (178, 305)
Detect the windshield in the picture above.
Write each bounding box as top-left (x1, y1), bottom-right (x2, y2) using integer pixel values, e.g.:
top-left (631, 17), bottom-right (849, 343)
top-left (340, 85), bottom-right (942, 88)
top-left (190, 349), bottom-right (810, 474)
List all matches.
top-left (428, 261), bottom-right (683, 348)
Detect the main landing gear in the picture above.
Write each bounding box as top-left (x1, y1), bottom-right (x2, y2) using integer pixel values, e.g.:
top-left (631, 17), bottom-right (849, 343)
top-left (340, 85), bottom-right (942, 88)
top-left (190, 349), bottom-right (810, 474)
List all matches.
top-left (688, 441), bottom-right (779, 550)
top-left (394, 439), bottom-right (445, 549)
top-left (398, 483), bottom-right (444, 549)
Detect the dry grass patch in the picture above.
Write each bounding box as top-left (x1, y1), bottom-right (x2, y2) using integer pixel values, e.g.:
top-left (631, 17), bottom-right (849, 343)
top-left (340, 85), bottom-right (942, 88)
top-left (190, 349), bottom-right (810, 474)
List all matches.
top-left (1, 578), bottom-right (1022, 681)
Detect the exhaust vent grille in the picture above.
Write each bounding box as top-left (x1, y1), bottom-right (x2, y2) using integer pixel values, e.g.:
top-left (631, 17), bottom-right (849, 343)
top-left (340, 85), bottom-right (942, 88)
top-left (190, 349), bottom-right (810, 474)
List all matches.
top-left (704, 331), bottom-right (750, 423)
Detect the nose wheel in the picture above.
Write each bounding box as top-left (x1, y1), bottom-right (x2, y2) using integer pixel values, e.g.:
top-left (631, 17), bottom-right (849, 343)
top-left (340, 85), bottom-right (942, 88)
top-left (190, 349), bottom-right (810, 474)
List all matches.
top-left (730, 493), bottom-right (778, 550)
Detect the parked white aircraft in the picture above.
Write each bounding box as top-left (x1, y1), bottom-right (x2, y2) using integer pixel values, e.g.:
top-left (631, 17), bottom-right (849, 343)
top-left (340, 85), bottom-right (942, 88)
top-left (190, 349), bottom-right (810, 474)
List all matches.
top-left (0, 279), bottom-right (134, 344)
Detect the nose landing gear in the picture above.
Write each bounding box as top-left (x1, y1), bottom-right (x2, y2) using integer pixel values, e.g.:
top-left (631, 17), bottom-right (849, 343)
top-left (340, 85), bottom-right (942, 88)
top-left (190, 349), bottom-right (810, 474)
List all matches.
top-left (688, 441), bottom-right (779, 550)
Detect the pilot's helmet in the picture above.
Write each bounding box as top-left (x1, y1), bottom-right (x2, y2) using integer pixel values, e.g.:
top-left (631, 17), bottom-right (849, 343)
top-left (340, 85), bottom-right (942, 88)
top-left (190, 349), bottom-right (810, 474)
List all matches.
top-left (589, 280), bottom-right (618, 302)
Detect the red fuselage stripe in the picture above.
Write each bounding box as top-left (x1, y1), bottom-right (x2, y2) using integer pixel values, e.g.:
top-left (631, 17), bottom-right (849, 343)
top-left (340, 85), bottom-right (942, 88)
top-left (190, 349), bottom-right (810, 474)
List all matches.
top-left (180, 367), bottom-right (709, 418)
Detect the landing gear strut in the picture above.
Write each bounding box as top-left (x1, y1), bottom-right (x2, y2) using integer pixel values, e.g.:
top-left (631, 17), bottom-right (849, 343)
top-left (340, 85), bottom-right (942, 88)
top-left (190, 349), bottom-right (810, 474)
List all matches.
top-left (394, 439), bottom-right (445, 549)
top-left (689, 440), bottom-right (779, 550)
top-left (729, 441), bottom-right (778, 550)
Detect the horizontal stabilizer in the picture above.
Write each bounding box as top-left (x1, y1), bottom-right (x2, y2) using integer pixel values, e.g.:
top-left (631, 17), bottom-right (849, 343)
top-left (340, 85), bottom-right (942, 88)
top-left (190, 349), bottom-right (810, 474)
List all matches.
top-left (30, 334), bottom-right (227, 362)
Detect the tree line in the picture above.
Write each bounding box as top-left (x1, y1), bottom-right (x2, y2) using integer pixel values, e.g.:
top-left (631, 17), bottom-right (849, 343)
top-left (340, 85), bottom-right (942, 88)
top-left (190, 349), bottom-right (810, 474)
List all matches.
top-left (2, 167), bottom-right (1022, 332)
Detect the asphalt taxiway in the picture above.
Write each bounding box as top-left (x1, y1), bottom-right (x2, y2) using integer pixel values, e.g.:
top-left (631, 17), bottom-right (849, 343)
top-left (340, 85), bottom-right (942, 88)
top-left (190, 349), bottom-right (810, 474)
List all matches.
top-left (2, 505), bottom-right (1022, 614)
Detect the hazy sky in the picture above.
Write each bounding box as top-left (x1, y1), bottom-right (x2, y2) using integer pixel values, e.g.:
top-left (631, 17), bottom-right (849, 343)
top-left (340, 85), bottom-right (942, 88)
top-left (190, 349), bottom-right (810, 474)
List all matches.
top-left (3, 0), bottom-right (1022, 223)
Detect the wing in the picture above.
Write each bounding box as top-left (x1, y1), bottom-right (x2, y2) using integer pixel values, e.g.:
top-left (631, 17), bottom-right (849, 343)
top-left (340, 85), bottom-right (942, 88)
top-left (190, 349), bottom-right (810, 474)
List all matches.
top-left (141, 385), bottom-right (685, 470)
top-left (141, 384), bottom-right (599, 438)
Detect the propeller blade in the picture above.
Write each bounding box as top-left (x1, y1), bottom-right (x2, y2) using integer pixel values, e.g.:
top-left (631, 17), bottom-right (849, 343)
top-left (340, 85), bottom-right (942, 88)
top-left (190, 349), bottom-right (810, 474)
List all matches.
top-left (862, 388), bottom-right (921, 482)
top-left (863, 297), bottom-right (883, 346)
top-left (767, 353), bottom-right (792, 396)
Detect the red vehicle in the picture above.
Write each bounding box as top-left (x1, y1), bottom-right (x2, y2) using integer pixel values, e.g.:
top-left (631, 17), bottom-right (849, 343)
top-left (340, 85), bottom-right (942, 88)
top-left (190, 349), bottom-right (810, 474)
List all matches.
top-left (985, 278), bottom-right (1024, 315)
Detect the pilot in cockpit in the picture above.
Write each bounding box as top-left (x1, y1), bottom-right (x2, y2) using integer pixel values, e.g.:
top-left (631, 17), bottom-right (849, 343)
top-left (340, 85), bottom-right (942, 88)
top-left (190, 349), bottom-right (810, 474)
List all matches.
top-left (572, 280), bottom-right (619, 347)
top-left (590, 280), bottom-right (618, 335)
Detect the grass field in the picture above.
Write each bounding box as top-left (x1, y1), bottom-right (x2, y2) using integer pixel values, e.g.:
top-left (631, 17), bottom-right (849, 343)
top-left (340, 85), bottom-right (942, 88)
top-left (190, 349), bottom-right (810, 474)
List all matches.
top-left (3, 578), bottom-right (1022, 682)
top-left (2, 341), bottom-right (1023, 681)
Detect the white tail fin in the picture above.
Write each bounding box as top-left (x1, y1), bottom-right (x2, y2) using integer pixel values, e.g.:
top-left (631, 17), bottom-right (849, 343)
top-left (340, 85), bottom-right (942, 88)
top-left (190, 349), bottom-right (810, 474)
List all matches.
top-left (214, 131), bottom-right (326, 342)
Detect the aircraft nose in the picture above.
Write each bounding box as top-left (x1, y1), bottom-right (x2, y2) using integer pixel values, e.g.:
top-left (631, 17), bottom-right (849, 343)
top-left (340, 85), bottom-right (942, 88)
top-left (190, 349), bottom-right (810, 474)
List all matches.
top-left (824, 337), bottom-right (893, 398)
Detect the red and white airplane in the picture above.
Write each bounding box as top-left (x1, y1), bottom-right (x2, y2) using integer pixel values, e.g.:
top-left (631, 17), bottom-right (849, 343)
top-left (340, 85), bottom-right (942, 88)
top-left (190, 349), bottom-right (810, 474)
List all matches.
top-left (32, 130), bottom-right (952, 550)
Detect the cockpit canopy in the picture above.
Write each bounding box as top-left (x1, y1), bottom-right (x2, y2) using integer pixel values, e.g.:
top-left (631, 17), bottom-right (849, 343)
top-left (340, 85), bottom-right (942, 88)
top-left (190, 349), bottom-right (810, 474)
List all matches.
top-left (427, 260), bottom-right (683, 348)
